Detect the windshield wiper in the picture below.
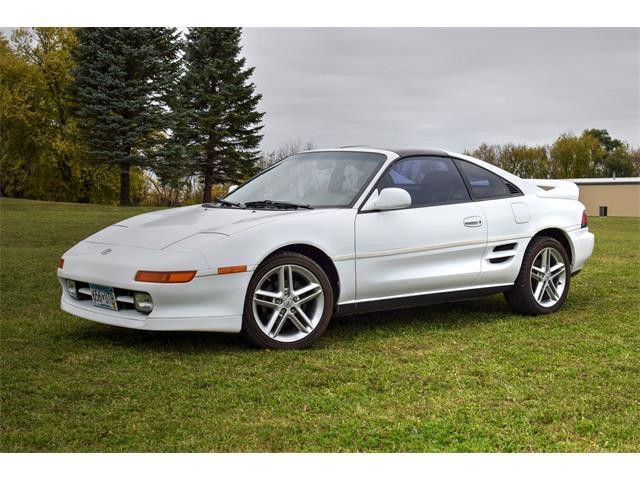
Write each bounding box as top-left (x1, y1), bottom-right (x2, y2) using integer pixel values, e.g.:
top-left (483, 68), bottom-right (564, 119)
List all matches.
top-left (202, 198), bottom-right (243, 208)
top-left (244, 200), bottom-right (313, 210)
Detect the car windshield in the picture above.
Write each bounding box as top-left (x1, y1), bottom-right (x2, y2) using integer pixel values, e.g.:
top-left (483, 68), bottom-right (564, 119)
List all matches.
top-left (225, 151), bottom-right (386, 208)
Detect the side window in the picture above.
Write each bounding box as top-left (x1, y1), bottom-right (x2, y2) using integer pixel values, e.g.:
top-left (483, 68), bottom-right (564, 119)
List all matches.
top-left (378, 156), bottom-right (470, 207)
top-left (454, 160), bottom-right (510, 199)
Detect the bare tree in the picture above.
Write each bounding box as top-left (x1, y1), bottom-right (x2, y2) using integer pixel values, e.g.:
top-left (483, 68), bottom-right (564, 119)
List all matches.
top-left (256, 139), bottom-right (315, 170)
top-left (142, 171), bottom-right (201, 207)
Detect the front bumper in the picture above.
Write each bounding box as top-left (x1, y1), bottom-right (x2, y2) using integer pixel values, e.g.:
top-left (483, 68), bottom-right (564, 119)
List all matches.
top-left (568, 227), bottom-right (595, 272)
top-left (60, 296), bottom-right (242, 332)
top-left (57, 241), bottom-right (250, 333)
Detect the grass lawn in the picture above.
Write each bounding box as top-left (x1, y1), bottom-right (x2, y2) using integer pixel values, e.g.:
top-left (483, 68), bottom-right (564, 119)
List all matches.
top-left (1, 197), bottom-right (639, 452)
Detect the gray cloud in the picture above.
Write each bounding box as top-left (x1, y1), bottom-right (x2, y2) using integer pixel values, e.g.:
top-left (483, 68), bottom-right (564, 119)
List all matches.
top-left (241, 28), bottom-right (639, 153)
top-left (3, 27), bottom-right (637, 153)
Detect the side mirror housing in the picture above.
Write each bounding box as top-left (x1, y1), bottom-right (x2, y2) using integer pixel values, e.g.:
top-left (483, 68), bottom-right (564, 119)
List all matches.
top-left (371, 188), bottom-right (412, 211)
top-left (228, 184), bottom-right (239, 194)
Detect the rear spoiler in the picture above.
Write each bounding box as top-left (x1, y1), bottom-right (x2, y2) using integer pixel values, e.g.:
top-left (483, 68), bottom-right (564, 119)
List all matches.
top-left (525, 179), bottom-right (580, 201)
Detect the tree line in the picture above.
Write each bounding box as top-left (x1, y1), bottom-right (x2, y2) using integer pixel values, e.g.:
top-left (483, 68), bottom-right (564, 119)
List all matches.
top-left (466, 129), bottom-right (639, 180)
top-left (1, 27), bottom-right (264, 206)
top-left (1, 28), bottom-right (638, 207)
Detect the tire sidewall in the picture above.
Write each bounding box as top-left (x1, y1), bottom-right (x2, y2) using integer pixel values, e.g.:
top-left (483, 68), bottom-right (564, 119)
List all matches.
top-left (242, 252), bottom-right (334, 349)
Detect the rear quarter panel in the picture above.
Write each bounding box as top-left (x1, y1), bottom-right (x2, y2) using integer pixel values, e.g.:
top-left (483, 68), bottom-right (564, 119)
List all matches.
top-left (476, 194), bottom-right (585, 285)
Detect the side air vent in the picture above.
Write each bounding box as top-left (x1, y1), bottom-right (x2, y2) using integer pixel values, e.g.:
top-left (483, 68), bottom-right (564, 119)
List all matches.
top-left (488, 242), bottom-right (518, 264)
top-left (493, 243), bottom-right (516, 252)
top-left (489, 257), bottom-right (511, 264)
top-left (505, 182), bottom-right (522, 195)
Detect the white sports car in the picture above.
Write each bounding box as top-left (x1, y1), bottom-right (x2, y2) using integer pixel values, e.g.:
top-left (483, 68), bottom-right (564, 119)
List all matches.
top-left (58, 147), bottom-right (595, 348)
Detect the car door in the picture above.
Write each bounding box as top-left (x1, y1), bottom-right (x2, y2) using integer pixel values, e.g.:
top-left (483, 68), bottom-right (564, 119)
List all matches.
top-left (453, 159), bottom-right (531, 286)
top-left (354, 156), bottom-right (488, 302)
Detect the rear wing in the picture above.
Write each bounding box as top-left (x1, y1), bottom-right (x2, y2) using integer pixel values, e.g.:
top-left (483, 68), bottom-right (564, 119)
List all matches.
top-left (525, 179), bottom-right (580, 201)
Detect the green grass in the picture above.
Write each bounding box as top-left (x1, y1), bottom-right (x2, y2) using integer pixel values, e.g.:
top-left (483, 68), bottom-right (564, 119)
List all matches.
top-left (1, 197), bottom-right (639, 452)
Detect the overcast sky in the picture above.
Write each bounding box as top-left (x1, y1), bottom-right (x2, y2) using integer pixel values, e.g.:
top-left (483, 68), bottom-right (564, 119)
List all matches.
top-left (3, 27), bottom-right (638, 153)
top-left (241, 28), bottom-right (639, 153)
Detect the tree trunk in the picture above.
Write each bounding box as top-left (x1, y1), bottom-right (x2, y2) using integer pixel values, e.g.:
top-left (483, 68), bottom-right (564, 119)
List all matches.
top-left (119, 162), bottom-right (131, 206)
top-left (202, 131), bottom-right (219, 203)
top-left (202, 154), bottom-right (214, 203)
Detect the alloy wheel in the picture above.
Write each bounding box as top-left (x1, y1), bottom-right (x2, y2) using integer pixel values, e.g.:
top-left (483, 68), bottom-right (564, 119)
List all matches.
top-left (530, 247), bottom-right (567, 307)
top-left (252, 264), bottom-right (325, 342)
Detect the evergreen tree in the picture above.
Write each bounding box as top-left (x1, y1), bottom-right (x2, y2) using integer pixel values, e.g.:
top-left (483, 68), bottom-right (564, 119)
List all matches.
top-left (73, 28), bottom-right (180, 205)
top-left (175, 27), bottom-right (264, 203)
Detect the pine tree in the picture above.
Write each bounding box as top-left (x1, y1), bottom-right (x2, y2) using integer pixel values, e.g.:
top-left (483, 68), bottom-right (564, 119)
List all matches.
top-left (73, 28), bottom-right (180, 205)
top-left (176, 28), bottom-right (264, 203)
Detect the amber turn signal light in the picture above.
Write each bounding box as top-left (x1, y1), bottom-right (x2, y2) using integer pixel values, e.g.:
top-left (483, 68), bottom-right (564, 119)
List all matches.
top-left (217, 265), bottom-right (247, 275)
top-left (58, 258), bottom-right (64, 269)
top-left (134, 270), bottom-right (197, 283)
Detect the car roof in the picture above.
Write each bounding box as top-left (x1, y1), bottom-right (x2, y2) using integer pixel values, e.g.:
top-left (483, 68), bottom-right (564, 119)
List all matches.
top-left (336, 146), bottom-right (451, 157)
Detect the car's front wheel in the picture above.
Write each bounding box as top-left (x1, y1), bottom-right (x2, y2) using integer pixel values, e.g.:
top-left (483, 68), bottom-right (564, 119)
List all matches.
top-left (241, 251), bottom-right (334, 349)
top-left (504, 236), bottom-right (571, 315)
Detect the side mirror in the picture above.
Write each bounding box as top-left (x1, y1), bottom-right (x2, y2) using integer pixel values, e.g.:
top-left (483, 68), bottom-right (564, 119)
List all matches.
top-left (372, 188), bottom-right (411, 211)
top-left (228, 185), bottom-right (239, 194)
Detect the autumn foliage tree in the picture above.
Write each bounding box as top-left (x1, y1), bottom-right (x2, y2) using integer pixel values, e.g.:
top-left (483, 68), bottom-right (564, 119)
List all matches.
top-left (468, 129), bottom-right (637, 179)
top-left (0, 28), bottom-right (95, 201)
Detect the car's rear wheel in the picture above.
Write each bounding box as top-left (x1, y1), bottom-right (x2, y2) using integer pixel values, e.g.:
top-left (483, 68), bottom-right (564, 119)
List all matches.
top-left (241, 251), bottom-right (334, 349)
top-left (504, 236), bottom-right (571, 315)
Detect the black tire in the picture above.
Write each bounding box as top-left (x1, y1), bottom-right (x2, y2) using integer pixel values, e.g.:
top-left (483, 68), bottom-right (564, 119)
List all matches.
top-left (504, 236), bottom-right (571, 315)
top-left (241, 251), bottom-right (334, 349)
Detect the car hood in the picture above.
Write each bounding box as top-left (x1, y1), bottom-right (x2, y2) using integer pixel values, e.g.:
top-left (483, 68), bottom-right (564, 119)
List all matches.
top-left (83, 205), bottom-right (321, 250)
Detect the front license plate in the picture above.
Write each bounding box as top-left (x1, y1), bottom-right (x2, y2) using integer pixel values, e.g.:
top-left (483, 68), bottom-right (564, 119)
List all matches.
top-left (89, 284), bottom-right (118, 311)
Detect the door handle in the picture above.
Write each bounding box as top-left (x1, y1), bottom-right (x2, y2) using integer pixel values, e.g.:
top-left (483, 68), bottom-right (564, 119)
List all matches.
top-left (463, 216), bottom-right (483, 227)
